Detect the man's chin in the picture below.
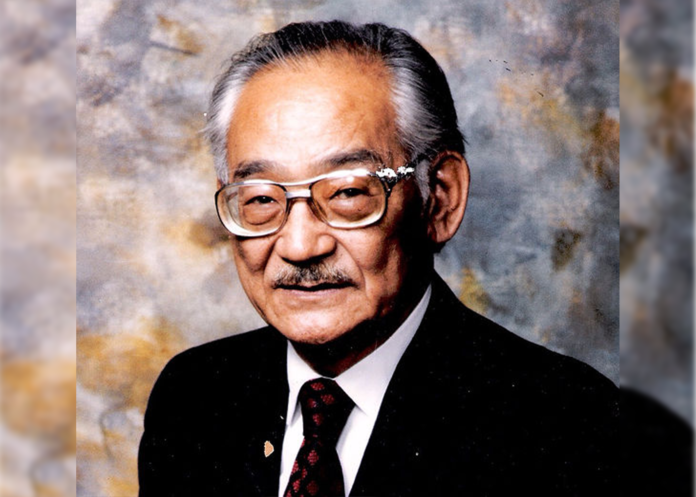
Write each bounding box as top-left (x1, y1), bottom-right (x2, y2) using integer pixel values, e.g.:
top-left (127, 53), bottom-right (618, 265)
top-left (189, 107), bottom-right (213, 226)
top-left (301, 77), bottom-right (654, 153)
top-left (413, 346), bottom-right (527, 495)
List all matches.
top-left (264, 291), bottom-right (366, 342)
top-left (275, 324), bottom-right (349, 346)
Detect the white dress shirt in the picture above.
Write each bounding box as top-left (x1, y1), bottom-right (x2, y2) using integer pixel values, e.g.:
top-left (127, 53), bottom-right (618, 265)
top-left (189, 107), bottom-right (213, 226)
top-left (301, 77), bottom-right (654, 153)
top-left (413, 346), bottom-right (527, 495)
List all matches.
top-left (278, 285), bottom-right (432, 496)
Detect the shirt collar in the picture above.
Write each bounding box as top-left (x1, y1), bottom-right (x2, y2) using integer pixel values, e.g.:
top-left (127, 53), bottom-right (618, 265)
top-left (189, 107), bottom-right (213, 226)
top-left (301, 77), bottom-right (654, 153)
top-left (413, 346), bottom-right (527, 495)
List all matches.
top-left (285, 284), bottom-right (432, 425)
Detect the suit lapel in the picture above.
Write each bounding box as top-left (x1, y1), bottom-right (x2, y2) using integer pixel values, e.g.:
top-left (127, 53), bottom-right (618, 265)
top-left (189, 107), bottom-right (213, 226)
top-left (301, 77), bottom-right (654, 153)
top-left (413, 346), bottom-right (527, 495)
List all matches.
top-left (350, 359), bottom-right (430, 496)
top-left (351, 275), bottom-right (477, 496)
top-left (241, 397), bottom-right (287, 496)
top-left (235, 330), bottom-right (289, 497)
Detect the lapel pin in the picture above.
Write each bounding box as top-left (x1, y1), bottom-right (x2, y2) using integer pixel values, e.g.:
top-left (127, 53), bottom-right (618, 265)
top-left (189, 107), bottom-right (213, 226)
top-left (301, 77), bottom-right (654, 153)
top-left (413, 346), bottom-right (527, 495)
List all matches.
top-left (264, 441), bottom-right (274, 457)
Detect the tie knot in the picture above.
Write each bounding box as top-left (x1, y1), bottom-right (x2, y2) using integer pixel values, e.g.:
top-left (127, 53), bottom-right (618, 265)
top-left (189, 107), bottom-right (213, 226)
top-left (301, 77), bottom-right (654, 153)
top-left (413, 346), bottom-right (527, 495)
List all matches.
top-left (298, 379), bottom-right (354, 444)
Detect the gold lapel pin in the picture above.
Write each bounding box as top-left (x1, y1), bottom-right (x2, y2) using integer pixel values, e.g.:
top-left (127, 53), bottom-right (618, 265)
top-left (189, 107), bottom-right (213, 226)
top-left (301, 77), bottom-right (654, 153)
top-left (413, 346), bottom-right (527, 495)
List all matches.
top-left (264, 441), bottom-right (274, 457)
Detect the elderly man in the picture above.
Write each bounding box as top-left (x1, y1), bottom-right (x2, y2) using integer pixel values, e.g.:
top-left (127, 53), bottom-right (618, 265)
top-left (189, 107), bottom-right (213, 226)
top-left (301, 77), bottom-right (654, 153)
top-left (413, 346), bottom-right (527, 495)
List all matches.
top-left (139, 21), bottom-right (618, 496)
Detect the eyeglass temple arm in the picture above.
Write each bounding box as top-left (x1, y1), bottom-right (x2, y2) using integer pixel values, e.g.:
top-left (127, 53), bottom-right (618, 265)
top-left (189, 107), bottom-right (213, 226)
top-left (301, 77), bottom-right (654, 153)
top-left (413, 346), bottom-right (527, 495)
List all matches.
top-left (375, 165), bottom-right (416, 190)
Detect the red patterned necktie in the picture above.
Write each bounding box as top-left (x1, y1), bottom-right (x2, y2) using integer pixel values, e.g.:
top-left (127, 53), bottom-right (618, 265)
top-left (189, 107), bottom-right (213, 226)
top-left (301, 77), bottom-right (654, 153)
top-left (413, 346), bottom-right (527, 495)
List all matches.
top-left (283, 378), bottom-right (354, 497)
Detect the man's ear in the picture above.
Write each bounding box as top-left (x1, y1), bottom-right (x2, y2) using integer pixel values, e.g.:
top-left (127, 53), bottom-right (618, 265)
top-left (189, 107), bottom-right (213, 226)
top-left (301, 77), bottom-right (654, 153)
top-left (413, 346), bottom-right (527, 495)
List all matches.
top-left (425, 152), bottom-right (470, 246)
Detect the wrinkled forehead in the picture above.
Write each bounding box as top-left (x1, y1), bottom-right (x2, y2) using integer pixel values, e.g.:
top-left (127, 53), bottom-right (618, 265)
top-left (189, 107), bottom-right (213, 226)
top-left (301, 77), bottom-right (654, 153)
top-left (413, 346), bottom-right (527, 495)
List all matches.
top-left (225, 51), bottom-right (404, 181)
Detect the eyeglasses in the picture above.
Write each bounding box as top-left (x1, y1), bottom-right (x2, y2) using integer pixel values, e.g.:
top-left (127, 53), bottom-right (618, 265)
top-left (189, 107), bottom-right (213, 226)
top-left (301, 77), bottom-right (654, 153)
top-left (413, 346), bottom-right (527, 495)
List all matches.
top-left (215, 165), bottom-right (416, 237)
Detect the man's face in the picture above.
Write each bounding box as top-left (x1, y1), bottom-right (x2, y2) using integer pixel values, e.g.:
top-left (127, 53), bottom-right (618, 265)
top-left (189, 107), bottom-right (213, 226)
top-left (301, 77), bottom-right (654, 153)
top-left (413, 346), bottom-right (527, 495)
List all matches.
top-left (225, 52), bottom-right (429, 345)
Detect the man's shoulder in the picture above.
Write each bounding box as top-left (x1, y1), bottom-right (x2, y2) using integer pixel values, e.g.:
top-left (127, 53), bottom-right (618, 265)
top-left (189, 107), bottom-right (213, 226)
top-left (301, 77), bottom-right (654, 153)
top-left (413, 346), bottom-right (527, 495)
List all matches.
top-left (423, 275), bottom-right (618, 402)
top-left (152, 326), bottom-right (285, 391)
top-left (464, 305), bottom-right (614, 388)
top-left (374, 276), bottom-right (619, 495)
top-left (143, 326), bottom-right (287, 430)
top-left (173, 326), bottom-right (281, 362)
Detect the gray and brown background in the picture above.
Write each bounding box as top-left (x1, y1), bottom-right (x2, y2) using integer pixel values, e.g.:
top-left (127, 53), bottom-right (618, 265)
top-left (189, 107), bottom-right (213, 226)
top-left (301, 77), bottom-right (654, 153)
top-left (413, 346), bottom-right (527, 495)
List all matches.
top-left (76, 1), bottom-right (621, 494)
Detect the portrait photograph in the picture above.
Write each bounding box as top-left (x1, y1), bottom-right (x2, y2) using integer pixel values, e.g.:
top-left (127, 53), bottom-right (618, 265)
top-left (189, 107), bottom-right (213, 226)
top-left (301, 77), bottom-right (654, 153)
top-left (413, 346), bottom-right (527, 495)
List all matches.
top-left (75, 1), bottom-right (627, 495)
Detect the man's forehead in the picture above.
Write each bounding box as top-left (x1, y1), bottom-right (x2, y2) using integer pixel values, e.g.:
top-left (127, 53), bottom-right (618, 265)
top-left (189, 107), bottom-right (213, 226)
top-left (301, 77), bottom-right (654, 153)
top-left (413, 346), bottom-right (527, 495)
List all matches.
top-left (225, 52), bottom-right (401, 181)
top-left (228, 52), bottom-right (394, 124)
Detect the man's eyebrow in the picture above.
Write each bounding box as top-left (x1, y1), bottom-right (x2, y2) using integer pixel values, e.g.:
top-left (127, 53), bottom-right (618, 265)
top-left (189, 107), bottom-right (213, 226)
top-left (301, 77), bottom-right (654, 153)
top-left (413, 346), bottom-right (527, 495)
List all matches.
top-left (231, 160), bottom-right (280, 181)
top-left (324, 149), bottom-right (385, 168)
top-left (231, 150), bottom-right (386, 181)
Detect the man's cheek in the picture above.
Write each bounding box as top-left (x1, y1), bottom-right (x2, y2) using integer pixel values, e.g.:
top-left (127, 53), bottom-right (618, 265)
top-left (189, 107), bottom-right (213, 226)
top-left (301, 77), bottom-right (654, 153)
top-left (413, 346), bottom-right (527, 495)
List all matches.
top-left (232, 239), bottom-right (269, 273)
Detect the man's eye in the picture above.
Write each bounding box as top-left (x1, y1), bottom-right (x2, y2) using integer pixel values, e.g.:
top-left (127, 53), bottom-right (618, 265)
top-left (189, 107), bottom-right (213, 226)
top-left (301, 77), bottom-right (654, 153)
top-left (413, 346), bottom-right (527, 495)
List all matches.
top-left (332, 188), bottom-right (366, 199)
top-left (246, 195), bottom-right (277, 205)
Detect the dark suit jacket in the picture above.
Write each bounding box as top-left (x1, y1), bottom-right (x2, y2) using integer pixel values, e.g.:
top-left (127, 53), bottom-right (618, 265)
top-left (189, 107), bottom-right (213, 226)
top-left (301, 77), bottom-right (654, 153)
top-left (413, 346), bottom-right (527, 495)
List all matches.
top-left (139, 275), bottom-right (618, 496)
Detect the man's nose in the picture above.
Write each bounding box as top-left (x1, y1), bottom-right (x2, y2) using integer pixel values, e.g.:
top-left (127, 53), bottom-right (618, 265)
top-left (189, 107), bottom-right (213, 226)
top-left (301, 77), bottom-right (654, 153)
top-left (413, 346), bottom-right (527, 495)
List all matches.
top-left (274, 200), bottom-right (337, 263)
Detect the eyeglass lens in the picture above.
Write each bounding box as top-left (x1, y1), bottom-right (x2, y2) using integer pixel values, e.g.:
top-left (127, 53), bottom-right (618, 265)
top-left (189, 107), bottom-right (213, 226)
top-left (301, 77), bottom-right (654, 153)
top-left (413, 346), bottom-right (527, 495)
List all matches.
top-left (218, 174), bottom-right (387, 235)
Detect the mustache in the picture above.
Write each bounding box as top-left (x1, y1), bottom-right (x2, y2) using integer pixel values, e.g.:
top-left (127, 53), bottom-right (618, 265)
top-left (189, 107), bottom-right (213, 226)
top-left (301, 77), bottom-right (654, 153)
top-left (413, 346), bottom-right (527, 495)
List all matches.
top-left (271, 263), bottom-right (354, 288)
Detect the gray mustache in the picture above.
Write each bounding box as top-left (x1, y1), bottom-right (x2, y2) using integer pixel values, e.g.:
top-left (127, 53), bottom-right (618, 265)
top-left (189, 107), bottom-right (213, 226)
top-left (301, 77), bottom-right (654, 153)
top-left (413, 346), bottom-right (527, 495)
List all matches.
top-left (272, 264), bottom-right (353, 288)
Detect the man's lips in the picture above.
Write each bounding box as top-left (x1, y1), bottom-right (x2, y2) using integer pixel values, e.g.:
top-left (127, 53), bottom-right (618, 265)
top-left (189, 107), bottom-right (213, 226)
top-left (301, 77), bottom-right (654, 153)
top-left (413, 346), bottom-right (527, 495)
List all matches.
top-left (277, 282), bottom-right (352, 292)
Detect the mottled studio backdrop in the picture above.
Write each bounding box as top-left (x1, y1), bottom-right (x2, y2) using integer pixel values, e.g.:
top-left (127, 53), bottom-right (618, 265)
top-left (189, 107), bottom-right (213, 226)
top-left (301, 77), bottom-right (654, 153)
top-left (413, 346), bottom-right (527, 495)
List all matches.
top-left (75, 1), bottom-right (624, 495)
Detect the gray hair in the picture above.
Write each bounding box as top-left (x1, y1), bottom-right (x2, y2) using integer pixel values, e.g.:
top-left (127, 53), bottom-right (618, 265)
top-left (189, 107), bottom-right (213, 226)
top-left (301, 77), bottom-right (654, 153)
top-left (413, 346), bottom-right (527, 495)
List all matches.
top-left (205, 20), bottom-right (465, 203)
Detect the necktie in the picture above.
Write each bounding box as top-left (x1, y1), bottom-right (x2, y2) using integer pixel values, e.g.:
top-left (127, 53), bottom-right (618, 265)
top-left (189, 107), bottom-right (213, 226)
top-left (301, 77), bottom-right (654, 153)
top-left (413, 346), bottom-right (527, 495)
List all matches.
top-left (283, 378), bottom-right (354, 497)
